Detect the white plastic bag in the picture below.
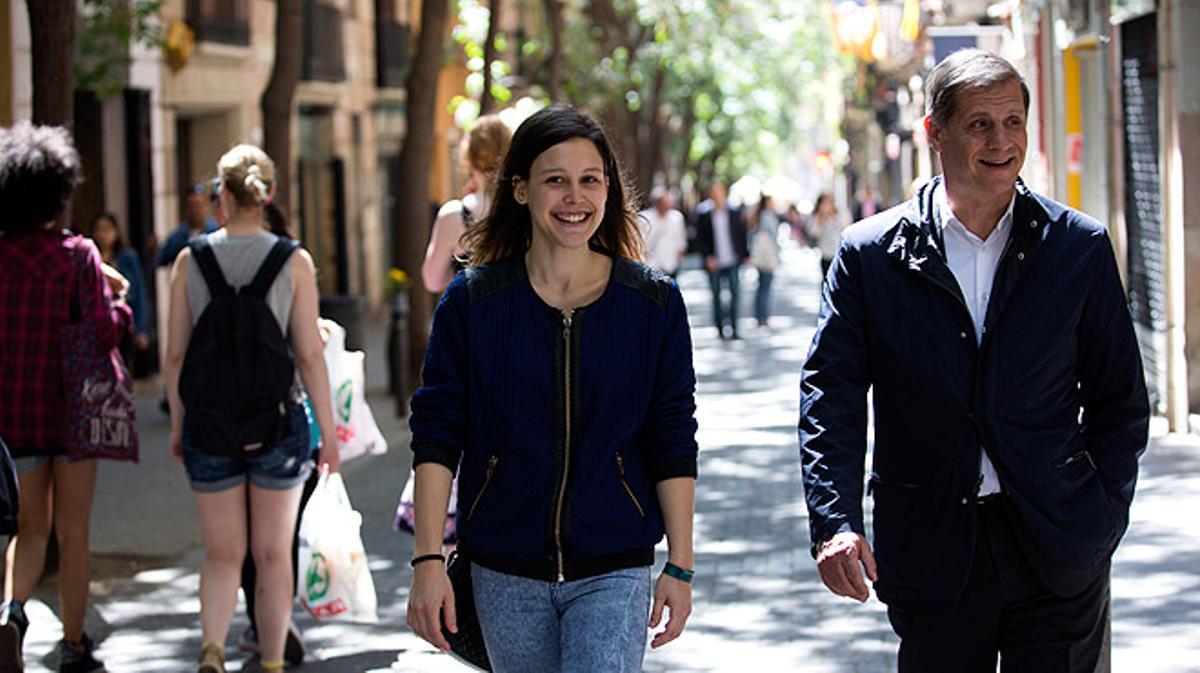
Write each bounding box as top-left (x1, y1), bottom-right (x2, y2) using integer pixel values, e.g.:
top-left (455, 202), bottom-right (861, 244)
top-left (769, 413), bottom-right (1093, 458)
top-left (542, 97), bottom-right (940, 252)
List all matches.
top-left (320, 319), bottom-right (389, 463)
top-left (297, 470), bottom-right (379, 622)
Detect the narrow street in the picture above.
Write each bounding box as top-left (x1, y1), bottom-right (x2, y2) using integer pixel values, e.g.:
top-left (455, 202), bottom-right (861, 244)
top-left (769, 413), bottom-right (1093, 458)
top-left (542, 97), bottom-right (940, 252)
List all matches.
top-left (12, 244), bottom-right (1199, 672)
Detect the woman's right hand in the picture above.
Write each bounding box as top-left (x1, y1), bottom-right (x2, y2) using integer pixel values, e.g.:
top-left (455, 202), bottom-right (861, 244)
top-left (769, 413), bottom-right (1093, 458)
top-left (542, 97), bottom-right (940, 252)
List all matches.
top-left (100, 262), bottom-right (130, 296)
top-left (406, 561), bottom-right (457, 651)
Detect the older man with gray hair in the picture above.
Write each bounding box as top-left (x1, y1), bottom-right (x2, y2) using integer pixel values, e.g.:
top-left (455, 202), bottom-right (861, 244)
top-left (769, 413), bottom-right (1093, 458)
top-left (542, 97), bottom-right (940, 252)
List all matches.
top-left (798, 49), bottom-right (1149, 671)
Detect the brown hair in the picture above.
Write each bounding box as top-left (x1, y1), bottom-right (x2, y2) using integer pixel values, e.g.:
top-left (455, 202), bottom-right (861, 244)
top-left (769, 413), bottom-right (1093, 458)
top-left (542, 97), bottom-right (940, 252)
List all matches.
top-left (464, 114), bottom-right (512, 177)
top-left (462, 105), bottom-right (644, 266)
top-left (925, 49), bottom-right (1030, 127)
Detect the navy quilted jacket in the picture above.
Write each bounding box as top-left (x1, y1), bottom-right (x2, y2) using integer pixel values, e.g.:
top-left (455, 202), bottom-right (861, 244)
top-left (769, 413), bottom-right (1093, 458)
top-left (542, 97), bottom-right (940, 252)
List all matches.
top-left (800, 177), bottom-right (1149, 602)
top-left (410, 254), bottom-right (699, 581)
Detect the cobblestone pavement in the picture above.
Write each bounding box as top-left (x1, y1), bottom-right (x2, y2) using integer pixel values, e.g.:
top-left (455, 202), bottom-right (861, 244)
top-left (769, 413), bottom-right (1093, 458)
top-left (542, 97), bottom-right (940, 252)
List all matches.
top-left (12, 245), bottom-right (1199, 672)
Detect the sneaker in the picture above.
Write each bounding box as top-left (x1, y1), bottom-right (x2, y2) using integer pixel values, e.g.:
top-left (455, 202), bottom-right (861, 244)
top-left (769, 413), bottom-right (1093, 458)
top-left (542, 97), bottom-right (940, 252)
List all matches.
top-left (238, 621), bottom-right (303, 664)
top-left (0, 600), bottom-right (28, 673)
top-left (58, 633), bottom-right (103, 673)
top-left (283, 620), bottom-right (305, 666)
top-left (238, 624), bottom-right (259, 654)
top-left (197, 641), bottom-right (225, 673)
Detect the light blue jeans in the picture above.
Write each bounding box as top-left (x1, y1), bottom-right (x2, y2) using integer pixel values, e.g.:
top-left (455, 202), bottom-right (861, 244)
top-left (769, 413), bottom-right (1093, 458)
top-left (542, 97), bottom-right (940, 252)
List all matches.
top-left (471, 564), bottom-right (652, 673)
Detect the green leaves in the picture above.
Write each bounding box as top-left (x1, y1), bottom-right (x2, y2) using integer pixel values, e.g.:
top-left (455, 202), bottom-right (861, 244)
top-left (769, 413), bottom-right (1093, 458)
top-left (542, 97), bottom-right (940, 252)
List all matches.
top-left (75, 0), bottom-right (164, 99)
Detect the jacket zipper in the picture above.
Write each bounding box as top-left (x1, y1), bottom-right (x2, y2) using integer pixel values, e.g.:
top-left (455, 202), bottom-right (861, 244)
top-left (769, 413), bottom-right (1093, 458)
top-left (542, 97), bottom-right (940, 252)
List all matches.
top-left (467, 455), bottom-right (499, 522)
top-left (554, 311), bottom-right (573, 582)
top-left (616, 453), bottom-right (646, 518)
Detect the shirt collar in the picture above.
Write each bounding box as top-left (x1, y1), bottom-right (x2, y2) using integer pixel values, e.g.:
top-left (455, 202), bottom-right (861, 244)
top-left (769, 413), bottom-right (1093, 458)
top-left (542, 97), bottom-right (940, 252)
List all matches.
top-left (935, 182), bottom-right (1015, 245)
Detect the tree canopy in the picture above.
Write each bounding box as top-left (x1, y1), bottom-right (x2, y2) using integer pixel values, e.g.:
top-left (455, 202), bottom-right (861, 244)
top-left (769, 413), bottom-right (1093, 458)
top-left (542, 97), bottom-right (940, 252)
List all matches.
top-left (453, 0), bottom-right (848, 201)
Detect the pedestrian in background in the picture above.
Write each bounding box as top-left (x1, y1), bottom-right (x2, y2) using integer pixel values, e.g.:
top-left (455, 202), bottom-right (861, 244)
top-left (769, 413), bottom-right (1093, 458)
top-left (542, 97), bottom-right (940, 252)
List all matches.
top-left (235, 199), bottom-right (316, 666)
top-left (157, 183), bottom-right (220, 269)
top-left (694, 181), bottom-right (748, 339)
top-left (406, 104), bottom-right (698, 672)
top-left (639, 185), bottom-right (688, 278)
top-left (421, 114), bottom-right (512, 294)
top-left (809, 192), bottom-right (842, 279)
top-left (82, 212), bottom-right (152, 375)
top-left (799, 49), bottom-right (1149, 672)
top-left (164, 145), bottom-right (340, 673)
top-left (748, 192), bottom-right (781, 328)
top-left (0, 121), bottom-right (132, 673)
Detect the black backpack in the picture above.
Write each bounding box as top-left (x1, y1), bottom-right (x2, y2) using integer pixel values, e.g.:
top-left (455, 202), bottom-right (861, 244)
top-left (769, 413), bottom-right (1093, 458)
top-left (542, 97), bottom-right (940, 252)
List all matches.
top-left (180, 236), bottom-right (299, 457)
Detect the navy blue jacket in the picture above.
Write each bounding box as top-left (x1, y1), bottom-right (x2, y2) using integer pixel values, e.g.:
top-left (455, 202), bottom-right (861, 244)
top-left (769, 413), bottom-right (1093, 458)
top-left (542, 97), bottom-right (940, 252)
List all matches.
top-left (411, 254), bottom-right (699, 581)
top-left (799, 177), bottom-right (1149, 603)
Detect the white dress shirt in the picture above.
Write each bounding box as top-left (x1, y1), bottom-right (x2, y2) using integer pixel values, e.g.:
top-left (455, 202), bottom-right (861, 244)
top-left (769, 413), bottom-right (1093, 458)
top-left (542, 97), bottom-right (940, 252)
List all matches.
top-left (936, 183), bottom-right (1015, 497)
top-left (711, 207), bottom-right (739, 269)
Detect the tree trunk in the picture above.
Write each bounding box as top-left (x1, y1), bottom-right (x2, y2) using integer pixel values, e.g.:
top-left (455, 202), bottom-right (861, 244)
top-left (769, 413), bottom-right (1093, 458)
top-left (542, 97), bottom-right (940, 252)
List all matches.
top-left (396, 0), bottom-right (449, 396)
top-left (26, 0), bottom-right (75, 127)
top-left (637, 63), bottom-right (668, 200)
top-left (480, 0), bottom-right (501, 113)
top-left (541, 0), bottom-right (564, 101)
top-left (261, 0), bottom-right (303, 219)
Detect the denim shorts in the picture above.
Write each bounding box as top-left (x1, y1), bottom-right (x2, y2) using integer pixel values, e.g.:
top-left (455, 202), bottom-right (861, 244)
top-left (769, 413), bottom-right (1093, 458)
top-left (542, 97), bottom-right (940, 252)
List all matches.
top-left (182, 400), bottom-right (314, 493)
top-left (13, 454), bottom-right (68, 474)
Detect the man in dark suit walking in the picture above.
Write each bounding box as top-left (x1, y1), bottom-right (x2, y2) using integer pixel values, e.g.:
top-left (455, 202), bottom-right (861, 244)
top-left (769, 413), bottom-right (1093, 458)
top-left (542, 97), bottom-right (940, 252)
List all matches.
top-left (694, 182), bottom-right (748, 339)
top-left (799, 49), bottom-right (1149, 672)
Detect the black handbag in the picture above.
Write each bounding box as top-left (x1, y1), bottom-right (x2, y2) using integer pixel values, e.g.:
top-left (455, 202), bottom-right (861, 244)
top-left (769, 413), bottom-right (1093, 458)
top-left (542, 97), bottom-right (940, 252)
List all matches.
top-left (443, 550), bottom-right (492, 671)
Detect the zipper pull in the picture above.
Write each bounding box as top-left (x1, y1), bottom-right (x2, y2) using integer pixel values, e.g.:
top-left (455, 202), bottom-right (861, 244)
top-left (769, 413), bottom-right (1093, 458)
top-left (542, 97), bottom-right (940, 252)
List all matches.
top-left (486, 455), bottom-right (498, 476)
top-left (616, 453), bottom-right (624, 474)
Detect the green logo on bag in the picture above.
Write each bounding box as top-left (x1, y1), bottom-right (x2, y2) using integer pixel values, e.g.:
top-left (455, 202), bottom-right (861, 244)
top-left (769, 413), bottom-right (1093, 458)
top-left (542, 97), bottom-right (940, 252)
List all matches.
top-left (306, 551), bottom-right (331, 601)
top-left (336, 380), bottom-right (353, 423)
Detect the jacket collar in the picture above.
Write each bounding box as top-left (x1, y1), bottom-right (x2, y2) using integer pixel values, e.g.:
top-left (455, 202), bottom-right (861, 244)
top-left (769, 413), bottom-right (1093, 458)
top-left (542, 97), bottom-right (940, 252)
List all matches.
top-left (887, 176), bottom-right (1051, 323)
top-left (888, 177), bottom-right (1048, 267)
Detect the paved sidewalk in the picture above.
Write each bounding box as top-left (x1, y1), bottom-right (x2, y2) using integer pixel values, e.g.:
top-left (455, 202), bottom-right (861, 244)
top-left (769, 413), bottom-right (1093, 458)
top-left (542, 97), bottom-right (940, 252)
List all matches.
top-left (12, 244), bottom-right (1199, 671)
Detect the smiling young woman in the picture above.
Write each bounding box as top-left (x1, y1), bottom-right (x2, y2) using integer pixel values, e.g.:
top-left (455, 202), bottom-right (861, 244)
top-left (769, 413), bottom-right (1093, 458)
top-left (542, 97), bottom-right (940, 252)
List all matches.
top-left (406, 105), bottom-right (699, 672)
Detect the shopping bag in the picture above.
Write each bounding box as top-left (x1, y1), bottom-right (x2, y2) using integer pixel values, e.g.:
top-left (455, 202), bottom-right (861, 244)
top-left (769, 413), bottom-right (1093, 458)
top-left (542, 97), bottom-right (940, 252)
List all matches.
top-left (61, 251), bottom-right (138, 463)
top-left (297, 470), bottom-right (379, 622)
top-left (393, 468), bottom-right (459, 543)
top-left (320, 320), bottom-right (389, 462)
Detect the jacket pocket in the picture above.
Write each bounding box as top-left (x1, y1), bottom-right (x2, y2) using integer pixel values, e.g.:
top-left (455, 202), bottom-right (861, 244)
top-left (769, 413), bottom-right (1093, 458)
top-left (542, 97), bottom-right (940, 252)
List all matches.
top-left (616, 453), bottom-right (646, 519)
top-left (466, 455), bottom-right (499, 522)
top-left (866, 472), bottom-right (923, 496)
top-left (1054, 449), bottom-right (1096, 472)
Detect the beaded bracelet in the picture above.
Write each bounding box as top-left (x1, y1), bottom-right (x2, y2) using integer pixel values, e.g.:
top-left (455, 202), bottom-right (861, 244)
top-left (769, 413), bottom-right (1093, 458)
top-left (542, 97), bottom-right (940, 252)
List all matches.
top-left (662, 562), bottom-right (695, 583)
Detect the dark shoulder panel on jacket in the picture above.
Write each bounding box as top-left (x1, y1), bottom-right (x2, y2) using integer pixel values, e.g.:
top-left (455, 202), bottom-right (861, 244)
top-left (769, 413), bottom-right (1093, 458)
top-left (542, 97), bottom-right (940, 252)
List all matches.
top-left (464, 255), bottom-right (525, 303)
top-left (611, 257), bottom-right (673, 309)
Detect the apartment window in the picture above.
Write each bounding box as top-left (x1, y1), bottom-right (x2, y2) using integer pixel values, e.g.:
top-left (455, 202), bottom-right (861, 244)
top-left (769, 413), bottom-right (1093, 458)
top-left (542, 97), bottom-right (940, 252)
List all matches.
top-left (303, 0), bottom-right (347, 82)
top-left (186, 0), bottom-right (250, 46)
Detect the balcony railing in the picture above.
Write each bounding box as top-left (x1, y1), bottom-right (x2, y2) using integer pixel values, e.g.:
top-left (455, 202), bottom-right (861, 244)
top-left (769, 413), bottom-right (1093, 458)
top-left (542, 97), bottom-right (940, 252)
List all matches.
top-left (303, 0), bottom-right (346, 82)
top-left (186, 0), bottom-right (250, 46)
top-left (375, 20), bottom-right (410, 88)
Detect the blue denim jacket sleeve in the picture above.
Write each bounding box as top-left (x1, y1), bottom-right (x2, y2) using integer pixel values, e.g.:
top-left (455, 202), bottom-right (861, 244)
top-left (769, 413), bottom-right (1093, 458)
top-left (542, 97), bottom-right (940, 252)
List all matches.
top-left (641, 281), bottom-right (699, 482)
top-left (1075, 228), bottom-right (1149, 509)
top-left (799, 239), bottom-right (870, 556)
top-left (409, 273), bottom-right (470, 471)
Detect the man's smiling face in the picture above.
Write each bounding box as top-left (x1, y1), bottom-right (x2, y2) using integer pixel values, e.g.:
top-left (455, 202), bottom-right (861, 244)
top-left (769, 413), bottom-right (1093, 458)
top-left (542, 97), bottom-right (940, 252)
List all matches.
top-left (928, 78), bottom-right (1028, 206)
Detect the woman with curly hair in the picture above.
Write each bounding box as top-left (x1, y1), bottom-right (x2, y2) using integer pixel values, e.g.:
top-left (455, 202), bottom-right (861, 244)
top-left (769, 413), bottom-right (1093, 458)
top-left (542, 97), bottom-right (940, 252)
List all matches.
top-left (0, 121), bottom-right (132, 673)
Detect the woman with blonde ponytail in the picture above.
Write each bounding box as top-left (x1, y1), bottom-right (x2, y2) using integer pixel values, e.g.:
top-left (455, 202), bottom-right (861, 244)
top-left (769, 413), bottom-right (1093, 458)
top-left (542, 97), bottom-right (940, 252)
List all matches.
top-left (164, 144), bottom-right (340, 673)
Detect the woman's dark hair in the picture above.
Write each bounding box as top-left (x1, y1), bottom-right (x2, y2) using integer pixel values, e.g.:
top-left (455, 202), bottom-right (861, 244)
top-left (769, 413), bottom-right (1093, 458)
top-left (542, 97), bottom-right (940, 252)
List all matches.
top-left (0, 121), bottom-right (83, 236)
top-left (813, 192), bottom-right (835, 215)
top-left (83, 211), bottom-right (127, 255)
top-left (463, 104), bottom-right (643, 265)
top-left (264, 202), bottom-right (292, 239)
top-left (750, 193), bottom-right (774, 228)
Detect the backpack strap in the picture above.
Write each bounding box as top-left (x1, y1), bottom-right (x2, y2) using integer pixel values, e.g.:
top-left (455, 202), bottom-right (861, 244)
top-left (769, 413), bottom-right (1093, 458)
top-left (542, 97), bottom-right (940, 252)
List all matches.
top-left (188, 237), bottom-right (234, 297)
top-left (244, 237), bottom-right (299, 298)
